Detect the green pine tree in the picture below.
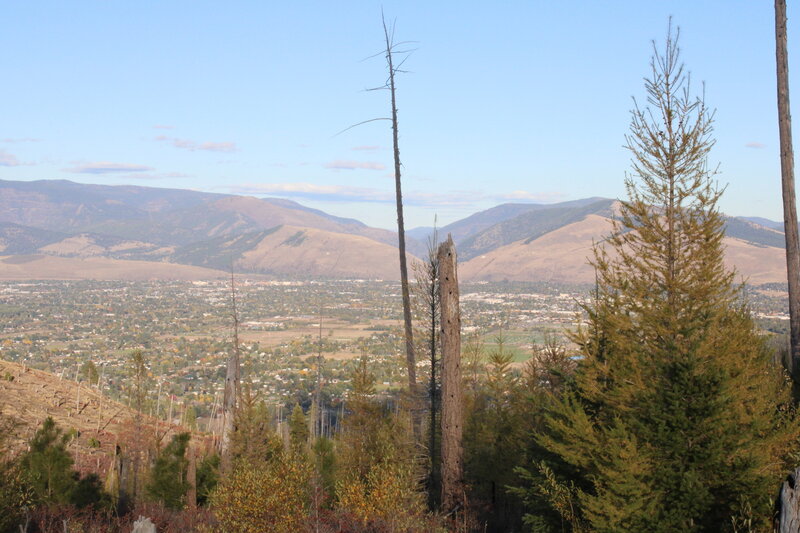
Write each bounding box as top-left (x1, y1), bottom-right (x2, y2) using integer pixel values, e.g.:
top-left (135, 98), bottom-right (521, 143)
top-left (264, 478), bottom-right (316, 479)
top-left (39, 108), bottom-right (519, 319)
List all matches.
top-left (20, 417), bottom-right (76, 504)
top-left (0, 414), bottom-right (34, 532)
top-left (463, 332), bottom-right (528, 529)
top-left (336, 355), bottom-right (381, 482)
top-left (18, 417), bottom-right (108, 512)
top-left (196, 453), bottom-right (220, 507)
top-left (80, 360), bottom-right (99, 385)
top-left (518, 24), bottom-right (796, 532)
top-left (231, 382), bottom-right (283, 465)
top-left (146, 432), bottom-right (191, 510)
top-left (289, 404), bottom-right (310, 454)
top-left (312, 436), bottom-right (336, 496)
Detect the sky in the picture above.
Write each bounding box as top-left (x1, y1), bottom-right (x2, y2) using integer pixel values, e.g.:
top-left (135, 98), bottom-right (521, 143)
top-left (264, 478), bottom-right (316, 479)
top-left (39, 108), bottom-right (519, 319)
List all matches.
top-left (0, 1), bottom-right (797, 230)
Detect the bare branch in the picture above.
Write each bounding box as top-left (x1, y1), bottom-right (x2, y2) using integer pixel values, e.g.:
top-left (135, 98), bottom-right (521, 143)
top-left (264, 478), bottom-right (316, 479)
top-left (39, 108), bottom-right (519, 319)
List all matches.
top-left (360, 49), bottom-right (387, 62)
top-left (332, 117), bottom-right (391, 138)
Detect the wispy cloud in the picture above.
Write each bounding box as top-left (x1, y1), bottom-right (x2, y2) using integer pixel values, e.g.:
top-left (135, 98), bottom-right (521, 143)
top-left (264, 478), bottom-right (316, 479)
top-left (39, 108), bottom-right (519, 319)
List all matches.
top-left (229, 182), bottom-right (393, 203)
top-left (114, 171), bottom-right (193, 181)
top-left (745, 141), bottom-right (766, 149)
top-left (352, 145), bottom-right (380, 151)
top-left (324, 160), bottom-right (386, 170)
top-left (0, 150), bottom-right (20, 167)
top-left (63, 161), bottom-right (154, 174)
top-left (227, 182), bottom-right (567, 211)
top-left (153, 124), bottom-right (174, 130)
top-left (494, 190), bottom-right (566, 202)
top-left (1, 137), bottom-right (39, 143)
top-left (156, 136), bottom-right (238, 153)
top-left (228, 182), bottom-right (481, 208)
top-left (404, 190), bottom-right (502, 209)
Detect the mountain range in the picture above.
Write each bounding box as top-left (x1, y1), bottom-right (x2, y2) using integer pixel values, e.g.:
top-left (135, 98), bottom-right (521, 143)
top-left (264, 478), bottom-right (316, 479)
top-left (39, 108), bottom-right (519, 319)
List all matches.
top-left (0, 178), bottom-right (790, 285)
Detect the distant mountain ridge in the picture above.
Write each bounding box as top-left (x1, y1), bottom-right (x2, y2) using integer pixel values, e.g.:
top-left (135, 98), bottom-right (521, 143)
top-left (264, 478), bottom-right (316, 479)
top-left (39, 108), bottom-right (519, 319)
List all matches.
top-left (457, 198), bottom-right (616, 260)
top-left (0, 178), bottom-right (220, 231)
top-left (0, 179), bottom-right (410, 279)
top-left (740, 216), bottom-right (784, 231)
top-left (407, 197), bottom-right (609, 243)
top-left (0, 178), bottom-right (791, 284)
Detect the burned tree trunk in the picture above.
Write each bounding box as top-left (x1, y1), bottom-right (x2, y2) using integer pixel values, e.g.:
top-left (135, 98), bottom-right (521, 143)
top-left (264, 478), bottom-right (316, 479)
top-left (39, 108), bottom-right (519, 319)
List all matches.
top-left (438, 235), bottom-right (464, 515)
top-left (220, 270), bottom-right (241, 467)
top-left (776, 0), bottom-right (800, 398)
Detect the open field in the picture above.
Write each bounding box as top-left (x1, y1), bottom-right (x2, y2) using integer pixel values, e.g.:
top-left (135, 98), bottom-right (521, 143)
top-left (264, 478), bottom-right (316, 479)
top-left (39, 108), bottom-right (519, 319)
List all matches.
top-left (240, 317), bottom-right (398, 346)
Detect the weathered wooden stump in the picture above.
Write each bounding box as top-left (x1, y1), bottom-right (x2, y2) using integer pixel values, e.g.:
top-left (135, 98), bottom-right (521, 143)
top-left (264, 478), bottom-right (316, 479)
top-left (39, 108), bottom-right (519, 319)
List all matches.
top-left (776, 467), bottom-right (800, 532)
top-left (438, 235), bottom-right (465, 516)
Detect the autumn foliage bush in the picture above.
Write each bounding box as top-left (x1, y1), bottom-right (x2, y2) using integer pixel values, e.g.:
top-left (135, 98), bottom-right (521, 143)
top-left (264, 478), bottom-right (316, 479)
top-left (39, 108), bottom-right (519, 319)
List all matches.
top-left (210, 454), bottom-right (313, 533)
top-left (336, 457), bottom-right (427, 529)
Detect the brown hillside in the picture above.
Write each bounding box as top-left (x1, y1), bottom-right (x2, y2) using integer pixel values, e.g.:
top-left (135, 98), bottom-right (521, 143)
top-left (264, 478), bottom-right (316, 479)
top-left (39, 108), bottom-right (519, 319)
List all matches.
top-left (722, 237), bottom-right (788, 285)
top-left (460, 214), bottom-right (789, 285)
top-left (39, 235), bottom-right (108, 258)
top-left (213, 196), bottom-right (320, 230)
top-left (0, 359), bottom-right (195, 476)
top-left (237, 225), bottom-right (414, 279)
top-left (213, 196), bottom-right (399, 247)
top-left (0, 255), bottom-right (229, 281)
top-left (460, 214), bottom-right (613, 283)
top-left (38, 235), bottom-right (170, 260)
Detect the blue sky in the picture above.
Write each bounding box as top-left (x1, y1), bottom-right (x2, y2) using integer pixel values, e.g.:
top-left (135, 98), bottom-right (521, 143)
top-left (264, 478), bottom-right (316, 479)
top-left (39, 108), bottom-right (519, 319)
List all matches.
top-left (0, 1), bottom-right (796, 229)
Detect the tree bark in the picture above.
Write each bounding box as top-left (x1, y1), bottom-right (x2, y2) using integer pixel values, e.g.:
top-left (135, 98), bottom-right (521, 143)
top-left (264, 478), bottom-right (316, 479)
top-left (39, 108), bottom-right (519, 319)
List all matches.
top-left (438, 235), bottom-right (465, 515)
top-left (776, 0), bottom-right (800, 399)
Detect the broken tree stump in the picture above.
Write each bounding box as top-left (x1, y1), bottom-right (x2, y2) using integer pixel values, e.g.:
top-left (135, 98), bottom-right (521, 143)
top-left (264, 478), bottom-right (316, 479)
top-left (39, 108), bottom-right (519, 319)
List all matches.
top-left (438, 235), bottom-right (465, 516)
top-left (776, 466), bottom-right (800, 532)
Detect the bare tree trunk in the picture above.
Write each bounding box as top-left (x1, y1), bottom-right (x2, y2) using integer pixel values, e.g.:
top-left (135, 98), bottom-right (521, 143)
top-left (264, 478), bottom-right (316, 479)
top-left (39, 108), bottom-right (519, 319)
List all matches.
top-left (314, 303), bottom-right (323, 439)
top-left (383, 16), bottom-right (417, 398)
top-left (220, 270), bottom-right (241, 467)
top-left (776, 0), bottom-right (800, 399)
top-left (429, 275), bottom-right (438, 508)
top-left (186, 445), bottom-right (197, 510)
top-left (155, 380), bottom-right (162, 421)
top-left (438, 235), bottom-right (465, 515)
